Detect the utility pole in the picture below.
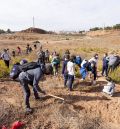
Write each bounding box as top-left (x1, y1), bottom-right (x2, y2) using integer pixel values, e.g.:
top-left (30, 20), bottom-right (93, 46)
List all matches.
top-left (33, 16), bottom-right (35, 28)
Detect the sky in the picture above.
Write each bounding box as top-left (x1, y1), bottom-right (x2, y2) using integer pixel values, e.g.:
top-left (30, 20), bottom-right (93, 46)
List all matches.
top-left (0, 0), bottom-right (120, 31)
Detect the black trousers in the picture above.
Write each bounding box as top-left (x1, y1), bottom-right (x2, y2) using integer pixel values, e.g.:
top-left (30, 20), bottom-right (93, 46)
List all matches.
top-left (4, 60), bottom-right (9, 68)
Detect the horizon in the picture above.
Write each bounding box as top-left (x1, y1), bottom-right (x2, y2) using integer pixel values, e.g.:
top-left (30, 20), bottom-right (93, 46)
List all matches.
top-left (0, 0), bottom-right (120, 31)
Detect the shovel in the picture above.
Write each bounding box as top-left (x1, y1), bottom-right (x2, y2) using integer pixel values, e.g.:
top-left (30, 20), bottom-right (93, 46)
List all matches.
top-left (47, 94), bottom-right (65, 101)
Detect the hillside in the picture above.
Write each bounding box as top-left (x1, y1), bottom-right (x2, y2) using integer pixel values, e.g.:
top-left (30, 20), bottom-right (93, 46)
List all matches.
top-left (21, 27), bottom-right (48, 34)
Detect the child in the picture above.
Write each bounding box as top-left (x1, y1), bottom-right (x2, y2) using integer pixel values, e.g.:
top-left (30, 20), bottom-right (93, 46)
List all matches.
top-left (102, 77), bottom-right (115, 97)
top-left (51, 54), bottom-right (60, 76)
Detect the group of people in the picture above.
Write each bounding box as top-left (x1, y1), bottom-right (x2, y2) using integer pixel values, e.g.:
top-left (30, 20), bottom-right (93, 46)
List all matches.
top-left (0, 45), bottom-right (119, 113)
top-left (0, 43), bottom-right (39, 68)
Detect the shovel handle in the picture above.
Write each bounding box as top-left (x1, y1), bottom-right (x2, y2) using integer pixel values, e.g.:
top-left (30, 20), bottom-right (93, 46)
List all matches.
top-left (47, 94), bottom-right (64, 101)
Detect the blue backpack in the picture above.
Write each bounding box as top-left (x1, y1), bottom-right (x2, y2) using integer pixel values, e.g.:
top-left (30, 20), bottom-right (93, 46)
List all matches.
top-left (75, 56), bottom-right (82, 65)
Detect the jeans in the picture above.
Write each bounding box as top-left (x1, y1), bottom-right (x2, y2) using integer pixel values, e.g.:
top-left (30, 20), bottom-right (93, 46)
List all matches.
top-left (68, 74), bottom-right (74, 91)
top-left (102, 66), bottom-right (108, 76)
top-left (63, 73), bottom-right (68, 87)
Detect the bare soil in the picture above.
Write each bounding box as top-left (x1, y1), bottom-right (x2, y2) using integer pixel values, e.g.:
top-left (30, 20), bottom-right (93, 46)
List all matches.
top-left (0, 75), bottom-right (120, 129)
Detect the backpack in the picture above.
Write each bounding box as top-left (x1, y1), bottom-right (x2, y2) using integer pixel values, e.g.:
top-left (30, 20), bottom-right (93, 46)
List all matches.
top-left (10, 62), bottom-right (46, 79)
top-left (20, 62), bottom-right (39, 71)
top-left (21, 62), bottom-right (46, 73)
top-left (75, 56), bottom-right (82, 65)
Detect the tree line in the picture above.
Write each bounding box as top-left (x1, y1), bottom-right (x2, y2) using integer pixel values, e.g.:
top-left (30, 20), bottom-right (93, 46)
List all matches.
top-left (0, 29), bottom-right (12, 34)
top-left (90, 24), bottom-right (120, 31)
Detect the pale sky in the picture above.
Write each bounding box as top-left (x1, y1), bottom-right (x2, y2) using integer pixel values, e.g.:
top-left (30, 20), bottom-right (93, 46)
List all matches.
top-left (0, 0), bottom-right (120, 31)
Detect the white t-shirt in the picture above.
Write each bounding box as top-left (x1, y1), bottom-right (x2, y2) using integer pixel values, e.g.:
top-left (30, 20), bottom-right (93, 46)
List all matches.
top-left (81, 59), bottom-right (87, 68)
top-left (67, 61), bottom-right (75, 75)
top-left (89, 57), bottom-right (98, 66)
top-left (1, 52), bottom-right (11, 61)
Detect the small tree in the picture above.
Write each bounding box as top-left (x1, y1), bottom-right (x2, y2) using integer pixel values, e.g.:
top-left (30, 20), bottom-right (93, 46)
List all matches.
top-left (0, 29), bottom-right (5, 34)
top-left (90, 27), bottom-right (103, 31)
top-left (113, 24), bottom-right (120, 29)
top-left (7, 29), bottom-right (11, 33)
top-left (104, 26), bottom-right (113, 30)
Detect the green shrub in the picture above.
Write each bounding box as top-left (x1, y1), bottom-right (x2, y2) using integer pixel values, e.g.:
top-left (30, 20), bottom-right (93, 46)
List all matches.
top-left (0, 60), bottom-right (10, 78)
top-left (109, 67), bottom-right (120, 83)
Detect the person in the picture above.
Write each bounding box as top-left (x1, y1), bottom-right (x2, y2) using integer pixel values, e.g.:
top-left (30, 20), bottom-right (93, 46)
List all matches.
top-left (80, 59), bottom-right (88, 80)
top-left (29, 47), bottom-right (32, 53)
top-left (52, 50), bottom-right (57, 57)
top-left (17, 46), bottom-right (21, 55)
top-left (102, 53), bottom-right (109, 77)
top-left (102, 77), bottom-right (115, 97)
top-left (63, 49), bottom-right (70, 60)
top-left (18, 59), bottom-right (46, 113)
top-left (12, 50), bottom-right (16, 57)
top-left (107, 52), bottom-right (118, 74)
top-left (89, 54), bottom-right (98, 66)
top-left (1, 49), bottom-right (11, 68)
top-left (51, 54), bottom-right (60, 76)
top-left (37, 49), bottom-right (45, 65)
top-left (88, 54), bottom-right (98, 85)
top-left (26, 44), bottom-right (30, 54)
top-left (67, 55), bottom-right (75, 91)
top-left (45, 49), bottom-right (50, 63)
top-left (34, 44), bottom-right (37, 50)
top-left (62, 55), bottom-right (69, 87)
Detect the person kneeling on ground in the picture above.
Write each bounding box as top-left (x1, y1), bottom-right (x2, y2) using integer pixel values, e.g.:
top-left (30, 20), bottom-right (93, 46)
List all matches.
top-left (67, 55), bottom-right (75, 91)
top-left (19, 60), bottom-right (46, 113)
top-left (102, 77), bottom-right (115, 97)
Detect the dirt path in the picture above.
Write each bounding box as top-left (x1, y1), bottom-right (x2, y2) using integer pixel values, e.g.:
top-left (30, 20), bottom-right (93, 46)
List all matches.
top-left (0, 75), bottom-right (120, 129)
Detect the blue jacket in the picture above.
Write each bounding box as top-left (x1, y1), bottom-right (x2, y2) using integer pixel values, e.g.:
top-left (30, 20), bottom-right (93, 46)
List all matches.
top-left (103, 57), bottom-right (108, 67)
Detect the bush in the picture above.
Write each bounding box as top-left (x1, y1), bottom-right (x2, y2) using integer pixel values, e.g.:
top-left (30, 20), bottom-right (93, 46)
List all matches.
top-left (0, 29), bottom-right (5, 34)
top-left (109, 67), bottom-right (120, 83)
top-left (104, 26), bottom-right (113, 30)
top-left (90, 27), bottom-right (103, 31)
top-left (0, 60), bottom-right (10, 78)
top-left (113, 24), bottom-right (120, 29)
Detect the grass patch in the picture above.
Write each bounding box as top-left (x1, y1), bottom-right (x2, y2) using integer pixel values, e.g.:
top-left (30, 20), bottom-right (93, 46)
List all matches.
top-left (0, 60), bottom-right (10, 78)
top-left (109, 67), bottom-right (120, 83)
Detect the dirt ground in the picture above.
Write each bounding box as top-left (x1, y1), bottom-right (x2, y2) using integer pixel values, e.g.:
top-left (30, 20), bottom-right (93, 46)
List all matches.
top-left (0, 32), bottom-right (120, 129)
top-left (0, 75), bottom-right (120, 129)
